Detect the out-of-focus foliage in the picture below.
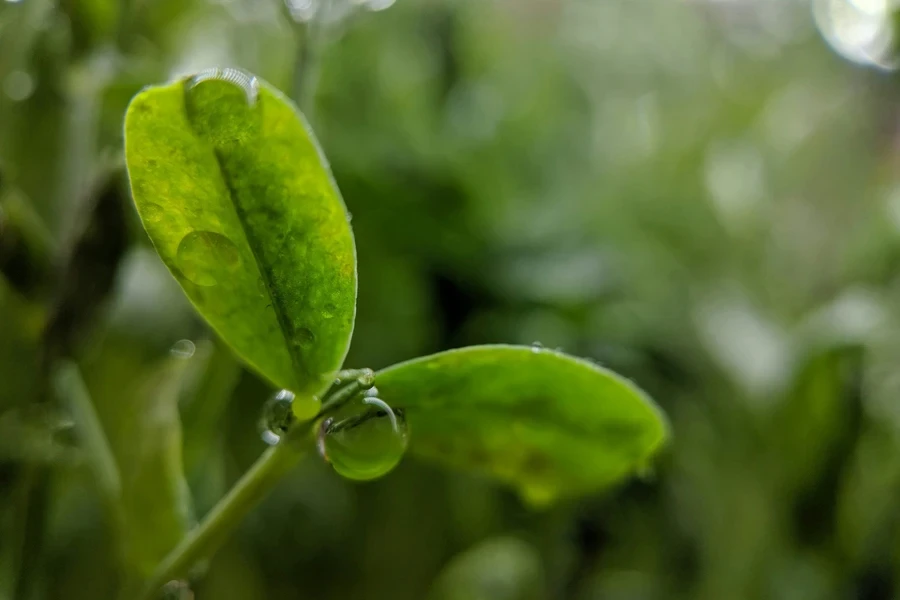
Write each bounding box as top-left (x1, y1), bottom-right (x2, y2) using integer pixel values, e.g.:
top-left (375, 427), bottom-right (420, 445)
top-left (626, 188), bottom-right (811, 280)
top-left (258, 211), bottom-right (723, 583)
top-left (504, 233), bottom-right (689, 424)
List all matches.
top-left (4, 0), bottom-right (900, 598)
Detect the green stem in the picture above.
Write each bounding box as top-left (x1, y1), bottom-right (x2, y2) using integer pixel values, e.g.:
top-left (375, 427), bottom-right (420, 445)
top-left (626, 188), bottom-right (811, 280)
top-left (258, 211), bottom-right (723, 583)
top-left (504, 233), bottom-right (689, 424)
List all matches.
top-left (138, 427), bottom-right (311, 600)
top-left (54, 361), bottom-right (121, 504)
top-left (319, 369), bottom-right (376, 414)
top-left (290, 0), bottom-right (332, 114)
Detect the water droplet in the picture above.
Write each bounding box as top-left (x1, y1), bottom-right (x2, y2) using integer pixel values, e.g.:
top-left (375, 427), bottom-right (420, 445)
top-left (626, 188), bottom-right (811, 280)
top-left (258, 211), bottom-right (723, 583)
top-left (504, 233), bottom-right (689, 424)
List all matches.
top-left (170, 339), bottom-right (196, 359)
top-left (291, 394), bottom-right (321, 421)
top-left (184, 68), bottom-right (261, 146)
top-left (319, 395), bottom-right (408, 481)
top-left (259, 389), bottom-right (296, 445)
top-left (530, 341), bottom-right (544, 353)
top-left (294, 327), bottom-right (315, 348)
top-left (190, 67), bottom-right (259, 103)
top-left (345, 212), bottom-right (353, 223)
top-left (357, 368), bottom-right (375, 388)
top-left (3, 70), bottom-right (34, 102)
top-left (334, 368), bottom-right (375, 387)
top-left (141, 202), bottom-right (165, 225)
top-left (322, 302), bottom-right (337, 319)
top-left (176, 231), bottom-right (241, 287)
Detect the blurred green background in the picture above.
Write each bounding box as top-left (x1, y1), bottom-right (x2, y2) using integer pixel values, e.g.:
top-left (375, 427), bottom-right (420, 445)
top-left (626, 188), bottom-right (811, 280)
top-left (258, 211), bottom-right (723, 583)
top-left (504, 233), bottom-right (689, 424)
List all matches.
top-left (4, 0), bottom-right (900, 598)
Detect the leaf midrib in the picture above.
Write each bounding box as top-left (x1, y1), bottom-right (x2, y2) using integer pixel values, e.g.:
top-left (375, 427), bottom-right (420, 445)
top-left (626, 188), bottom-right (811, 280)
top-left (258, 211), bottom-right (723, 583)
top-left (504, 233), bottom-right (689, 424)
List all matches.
top-left (199, 128), bottom-right (304, 390)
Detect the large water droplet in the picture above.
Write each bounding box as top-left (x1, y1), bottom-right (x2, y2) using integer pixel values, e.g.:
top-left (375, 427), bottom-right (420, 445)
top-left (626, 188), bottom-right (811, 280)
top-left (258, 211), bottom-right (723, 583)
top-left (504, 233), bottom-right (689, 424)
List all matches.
top-left (319, 395), bottom-right (408, 481)
top-left (259, 389), bottom-right (296, 445)
top-left (184, 67), bottom-right (261, 146)
top-left (530, 341), bottom-right (544, 354)
top-left (176, 231), bottom-right (241, 287)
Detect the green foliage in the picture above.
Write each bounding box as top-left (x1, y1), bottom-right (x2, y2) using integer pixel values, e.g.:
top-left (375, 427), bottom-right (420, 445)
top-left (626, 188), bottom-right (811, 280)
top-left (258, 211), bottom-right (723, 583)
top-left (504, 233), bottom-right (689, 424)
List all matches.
top-left (124, 71), bottom-right (357, 398)
top-left (8, 0), bottom-right (900, 598)
top-left (124, 68), bottom-right (666, 507)
top-left (377, 345), bottom-right (666, 504)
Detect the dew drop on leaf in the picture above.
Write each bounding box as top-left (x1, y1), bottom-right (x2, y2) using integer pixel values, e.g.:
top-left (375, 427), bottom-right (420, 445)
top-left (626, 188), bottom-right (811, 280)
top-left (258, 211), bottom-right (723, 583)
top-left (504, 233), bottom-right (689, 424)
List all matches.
top-left (294, 327), bottom-right (316, 348)
top-left (530, 341), bottom-right (543, 353)
top-left (189, 67), bottom-right (259, 104)
top-left (176, 231), bottom-right (241, 287)
top-left (141, 202), bottom-right (165, 225)
top-left (319, 395), bottom-right (408, 481)
top-left (184, 67), bottom-right (261, 145)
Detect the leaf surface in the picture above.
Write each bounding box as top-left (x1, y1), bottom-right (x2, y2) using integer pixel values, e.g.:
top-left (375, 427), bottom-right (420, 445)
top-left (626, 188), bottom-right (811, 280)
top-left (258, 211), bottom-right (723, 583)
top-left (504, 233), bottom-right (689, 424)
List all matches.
top-left (124, 69), bottom-right (356, 394)
top-left (376, 345), bottom-right (668, 503)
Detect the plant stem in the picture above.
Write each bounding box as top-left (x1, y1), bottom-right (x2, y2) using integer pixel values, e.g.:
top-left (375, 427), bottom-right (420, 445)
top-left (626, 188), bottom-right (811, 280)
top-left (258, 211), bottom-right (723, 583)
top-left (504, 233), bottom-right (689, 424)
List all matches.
top-left (138, 428), bottom-right (311, 600)
top-left (290, 0), bottom-right (332, 114)
top-left (54, 361), bottom-right (122, 504)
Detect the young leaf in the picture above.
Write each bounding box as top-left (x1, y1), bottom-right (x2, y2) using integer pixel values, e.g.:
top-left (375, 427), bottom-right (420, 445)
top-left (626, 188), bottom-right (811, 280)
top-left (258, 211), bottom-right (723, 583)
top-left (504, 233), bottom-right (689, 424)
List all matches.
top-left (375, 345), bottom-right (668, 504)
top-left (124, 69), bottom-right (356, 396)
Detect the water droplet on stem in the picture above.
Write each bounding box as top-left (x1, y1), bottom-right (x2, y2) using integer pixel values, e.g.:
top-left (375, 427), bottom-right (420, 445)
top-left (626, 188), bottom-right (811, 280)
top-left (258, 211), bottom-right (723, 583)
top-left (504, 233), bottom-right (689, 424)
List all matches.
top-left (291, 393), bottom-right (321, 421)
top-left (259, 389), bottom-right (296, 445)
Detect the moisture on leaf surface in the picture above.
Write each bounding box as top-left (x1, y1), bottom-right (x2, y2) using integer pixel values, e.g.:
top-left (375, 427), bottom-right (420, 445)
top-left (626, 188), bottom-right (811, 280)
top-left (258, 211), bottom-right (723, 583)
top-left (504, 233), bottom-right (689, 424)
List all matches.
top-left (374, 345), bottom-right (668, 504)
top-left (124, 68), bottom-right (356, 396)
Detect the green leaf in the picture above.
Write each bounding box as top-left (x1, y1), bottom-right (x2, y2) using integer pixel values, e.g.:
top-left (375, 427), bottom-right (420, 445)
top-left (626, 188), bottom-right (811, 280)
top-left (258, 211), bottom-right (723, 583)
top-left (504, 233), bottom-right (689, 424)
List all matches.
top-left (124, 69), bottom-right (356, 395)
top-left (375, 345), bottom-right (668, 504)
